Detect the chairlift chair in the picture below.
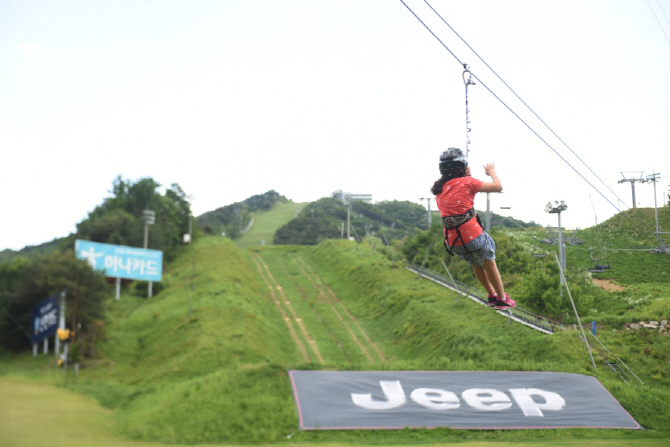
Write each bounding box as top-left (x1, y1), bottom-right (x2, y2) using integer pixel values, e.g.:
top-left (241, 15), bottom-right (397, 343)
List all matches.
top-left (588, 247), bottom-right (610, 273)
top-left (530, 236), bottom-right (546, 258)
top-left (569, 228), bottom-right (584, 246)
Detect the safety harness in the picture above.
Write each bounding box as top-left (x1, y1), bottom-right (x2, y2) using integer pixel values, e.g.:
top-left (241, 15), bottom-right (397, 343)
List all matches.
top-left (441, 207), bottom-right (484, 256)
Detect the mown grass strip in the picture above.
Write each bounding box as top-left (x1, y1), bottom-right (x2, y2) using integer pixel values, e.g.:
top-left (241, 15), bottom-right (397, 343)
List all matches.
top-left (301, 258), bottom-right (388, 363)
top-left (273, 253), bottom-right (354, 364)
top-left (292, 254), bottom-right (377, 363)
top-left (248, 251), bottom-right (310, 363)
top-left (260, 249), bottom-right (355, 364)
top-left (256, 251), bottom-right (325, 364)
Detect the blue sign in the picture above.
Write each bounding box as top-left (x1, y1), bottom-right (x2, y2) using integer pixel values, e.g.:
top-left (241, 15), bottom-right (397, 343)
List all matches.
top-left (75, 240), bottom-right (163, 281)
top-left (31, 294), bottom-right (59, 343)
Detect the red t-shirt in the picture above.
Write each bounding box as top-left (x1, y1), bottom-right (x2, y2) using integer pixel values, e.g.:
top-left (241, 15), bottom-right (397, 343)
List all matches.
top-left (435, 176), bottom-right (483, 246)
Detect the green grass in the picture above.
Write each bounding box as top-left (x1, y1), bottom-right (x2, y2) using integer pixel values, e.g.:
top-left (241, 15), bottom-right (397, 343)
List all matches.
top-left (4, 373), bottom-right (670, 447)
top-left (236, 201), bottom-right (307, 248)
top-left (2, 206), bottom-right (670, 445)
top-left (501, 208), bottom-right (670, 324)
top-left (0, 375), bottom-right (176, 447)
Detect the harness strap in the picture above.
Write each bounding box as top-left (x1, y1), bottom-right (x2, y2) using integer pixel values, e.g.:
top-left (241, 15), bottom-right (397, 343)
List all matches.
top-left (441, 207), bottom-right (482, 255)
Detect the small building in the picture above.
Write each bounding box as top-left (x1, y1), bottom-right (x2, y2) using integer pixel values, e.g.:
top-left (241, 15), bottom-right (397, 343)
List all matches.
top-left (332, 190), bottom-right (372, 204)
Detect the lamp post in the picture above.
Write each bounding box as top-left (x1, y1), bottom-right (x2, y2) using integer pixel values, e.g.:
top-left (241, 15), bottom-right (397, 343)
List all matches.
top-left (143, 209), bottom-right (155, 297)
top-left (545, 201), bottom-right (568, 270)
top-left (546, 201), bottom-right (567, 296)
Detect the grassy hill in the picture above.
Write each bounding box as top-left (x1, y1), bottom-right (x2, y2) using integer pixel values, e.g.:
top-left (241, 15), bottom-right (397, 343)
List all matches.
top-left (2, 234), bottom-right (670, 445)
top-left (0, 237), bottom-right (64, 263)
top-left (235, 201), bottom-right (306, 248)
top-left (2, 206), bottom-right (670, 445)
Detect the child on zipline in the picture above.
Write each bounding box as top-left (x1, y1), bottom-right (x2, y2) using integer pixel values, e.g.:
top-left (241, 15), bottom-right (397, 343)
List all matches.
top-left (431, 147), bottom-right (515, 310)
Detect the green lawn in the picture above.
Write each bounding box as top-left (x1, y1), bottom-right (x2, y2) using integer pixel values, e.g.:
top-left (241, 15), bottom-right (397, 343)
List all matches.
top-left (2, 375), bottom-right (668, 447)
top-left (236, 202), bottom-right (307, 248)
top-left (2, 229), bottom-right (669, 445)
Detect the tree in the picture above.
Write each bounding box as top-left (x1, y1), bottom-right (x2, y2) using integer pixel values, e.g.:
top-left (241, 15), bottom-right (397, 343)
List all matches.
top-left (70, 177), bottom-right (192, 261)
top-left (0, 251), bottom-right (109, 353)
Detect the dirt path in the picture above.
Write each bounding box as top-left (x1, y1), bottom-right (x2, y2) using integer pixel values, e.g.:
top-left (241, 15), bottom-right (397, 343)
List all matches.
top-left (249, 251), bottom-right (311, 363)
top-left (256, 252), bottom-right (325, 364)
top-left (293, 255), bottom-right (387, 363)
top-left (593, 278), bottom-right (626, 292)
top-left (297, 256), bottom-right (387, 363)
top-left (275, 255), bottom-right (353, 364)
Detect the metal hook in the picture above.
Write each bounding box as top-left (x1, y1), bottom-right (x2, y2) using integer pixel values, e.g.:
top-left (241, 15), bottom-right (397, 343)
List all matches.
top-left (462, 64), bottom-right (476, 86)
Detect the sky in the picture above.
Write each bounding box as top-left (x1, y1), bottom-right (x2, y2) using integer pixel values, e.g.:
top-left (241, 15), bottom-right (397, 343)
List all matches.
top-left (2, 0), bottom-right (670, 251)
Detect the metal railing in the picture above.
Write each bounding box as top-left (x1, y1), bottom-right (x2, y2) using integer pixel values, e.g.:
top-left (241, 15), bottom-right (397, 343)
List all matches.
top-left (582, 331), bottom-right (644, 384)
top-left (405, 262), bottom-right (565, 335)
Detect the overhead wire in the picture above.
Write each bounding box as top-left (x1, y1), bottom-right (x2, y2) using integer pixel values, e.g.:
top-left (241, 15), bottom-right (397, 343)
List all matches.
top-left (658, 0), bottom-right (670, 28)
top-left (421, 0), bottom-right (658, 238)
top-left (646, 0), bottom-right (670, 48)
top-left (398, 0), bottom-right (661, 248)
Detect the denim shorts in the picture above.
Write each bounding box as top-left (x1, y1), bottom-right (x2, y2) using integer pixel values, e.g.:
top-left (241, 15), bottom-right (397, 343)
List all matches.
top-left (447, 231), bottom-right (496, 267)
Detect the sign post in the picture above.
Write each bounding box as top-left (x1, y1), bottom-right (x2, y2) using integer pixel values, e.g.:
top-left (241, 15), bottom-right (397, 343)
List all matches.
top-left (75, 240), bottom-right (163, 298)
top-left (31, 293), bottom-right (60, 356)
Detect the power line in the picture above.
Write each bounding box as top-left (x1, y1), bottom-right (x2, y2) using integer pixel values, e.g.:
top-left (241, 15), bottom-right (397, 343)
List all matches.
top-left (399, 0), bottom-right (660, 247)
top-left (646, 0), bottom-right (670, 48)
top-left (398, 0), bottom-right (463, 65)
top-left (421, 0), bottom-right (657, 237)
top-left (469, 72), bottom-right (657, 246)
top-left (658, 0), bottom-right (670, 28)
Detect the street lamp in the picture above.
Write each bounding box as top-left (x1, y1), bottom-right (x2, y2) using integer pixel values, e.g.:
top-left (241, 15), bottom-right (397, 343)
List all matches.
top-left (545, 200), bottom-right (568, 272)
top-left (143, 209), bottom-right (155, 297)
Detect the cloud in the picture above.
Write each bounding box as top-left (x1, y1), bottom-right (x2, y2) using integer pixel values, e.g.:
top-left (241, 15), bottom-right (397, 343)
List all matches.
top-left (18, 42), bottom-right (43, 55)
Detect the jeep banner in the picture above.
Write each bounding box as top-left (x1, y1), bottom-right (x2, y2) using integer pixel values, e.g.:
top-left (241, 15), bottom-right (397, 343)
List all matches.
top-left (289, 370), bottom-right (641, 430)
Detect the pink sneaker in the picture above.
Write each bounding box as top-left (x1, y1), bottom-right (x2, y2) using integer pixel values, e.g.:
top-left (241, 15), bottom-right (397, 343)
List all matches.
top-left (494, 293), bottom-right (515, 310)
top-left (487, 294), bottom-right (497, 307)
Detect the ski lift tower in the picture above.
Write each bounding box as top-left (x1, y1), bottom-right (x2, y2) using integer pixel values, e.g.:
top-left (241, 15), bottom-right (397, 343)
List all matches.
top-left (618, 172), bottom-right (645, 208)
top-left (419, 197), bottom-right (433, 225)
top-left (545, 201), bottom-right (568, 271)
top-left (646, 171), bottom-right (669, 252)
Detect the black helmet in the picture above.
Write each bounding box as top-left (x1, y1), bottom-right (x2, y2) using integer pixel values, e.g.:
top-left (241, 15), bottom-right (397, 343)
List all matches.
top-left (439, 148), bottom-right (467, 177)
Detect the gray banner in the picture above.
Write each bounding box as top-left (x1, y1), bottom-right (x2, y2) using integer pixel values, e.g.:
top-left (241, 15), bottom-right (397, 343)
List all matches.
top-left (289, 370), bottom-right (641, 430)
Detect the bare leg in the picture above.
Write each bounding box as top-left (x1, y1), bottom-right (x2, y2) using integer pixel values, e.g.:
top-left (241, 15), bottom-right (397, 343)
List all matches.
top-left (482, 259), bottom-right (505, 298)
top-left (472, 264), bottom-right (496, 295)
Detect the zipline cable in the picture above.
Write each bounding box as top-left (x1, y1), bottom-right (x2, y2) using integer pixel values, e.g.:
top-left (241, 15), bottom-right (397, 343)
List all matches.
top-left (658, 0), bottom-right (670, 28)
top-left (470, 73), bottom-right (658, 247)
top-left (421, 0), bottom-right (657, 237)
top-left (398, 0), bottom-right (660, 248)
top-left (646, 0), bottom-right (670, 48)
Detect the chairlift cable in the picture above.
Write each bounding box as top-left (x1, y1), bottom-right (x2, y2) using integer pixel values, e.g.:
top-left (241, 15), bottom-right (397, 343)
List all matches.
top-left (399, 0), bottom-right (659, 248)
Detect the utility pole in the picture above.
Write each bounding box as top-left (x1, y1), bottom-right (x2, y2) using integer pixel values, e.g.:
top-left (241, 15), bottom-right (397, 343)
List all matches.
top-left (646, 172), bottom-right (661, 244)
top-left (419, 198), bottom-right (433, 226)
top-left (645, 171), bottom-right (669, 251)
top-left (486, 193), bottom-right (491, 232)
top-left (346, 202), bottom-right (351, 240)
top-left (546, 201), bottom-right (568, 294)
top-left (188, 211), bottom-right (193, 242)
top-left (143, 209), bottom-right (156, 297)
top-left (618, 172), bottom-right (645, 208)
top-left (55, 290), bottom-right (66, 357)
